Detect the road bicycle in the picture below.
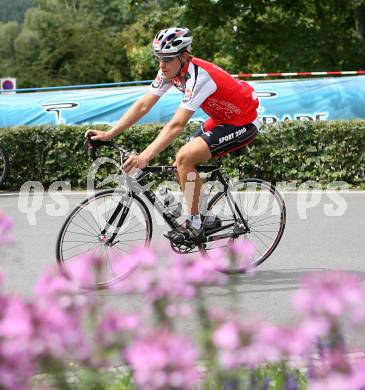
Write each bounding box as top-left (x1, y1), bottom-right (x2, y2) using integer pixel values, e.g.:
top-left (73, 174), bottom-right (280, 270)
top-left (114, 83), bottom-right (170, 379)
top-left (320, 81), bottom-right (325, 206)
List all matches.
top-left (0, 144), bottom-right (9, 187)
top-left (56, 139), bottom-right (286, 289)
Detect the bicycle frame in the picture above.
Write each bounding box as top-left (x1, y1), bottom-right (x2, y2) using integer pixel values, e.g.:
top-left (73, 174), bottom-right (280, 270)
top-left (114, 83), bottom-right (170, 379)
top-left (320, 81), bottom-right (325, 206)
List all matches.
top-left (57, 139), bottom-right (286, 279)
top-left (104, 163), bottom-right (251, 246)
top-left (85, 139), bottom-right (250, 246)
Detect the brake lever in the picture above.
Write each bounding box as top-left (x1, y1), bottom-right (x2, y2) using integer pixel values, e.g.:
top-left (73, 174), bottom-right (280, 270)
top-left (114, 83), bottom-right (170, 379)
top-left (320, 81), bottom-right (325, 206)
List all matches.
top-left (83, 136), bottom-right (97, 161)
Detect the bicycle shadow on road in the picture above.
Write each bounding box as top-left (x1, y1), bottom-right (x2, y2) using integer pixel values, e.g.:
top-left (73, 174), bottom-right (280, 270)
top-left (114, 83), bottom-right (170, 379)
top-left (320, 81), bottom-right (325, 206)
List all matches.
top-left (95, 266), bottom-right (365, 298)
top-left (207, 267), bottom-right (365, 296)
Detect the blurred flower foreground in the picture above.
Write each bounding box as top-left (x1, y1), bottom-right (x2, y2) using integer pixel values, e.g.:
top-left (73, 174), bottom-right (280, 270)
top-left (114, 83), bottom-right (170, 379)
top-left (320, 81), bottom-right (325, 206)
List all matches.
top-left (1, 210), bottom-right (365, 390)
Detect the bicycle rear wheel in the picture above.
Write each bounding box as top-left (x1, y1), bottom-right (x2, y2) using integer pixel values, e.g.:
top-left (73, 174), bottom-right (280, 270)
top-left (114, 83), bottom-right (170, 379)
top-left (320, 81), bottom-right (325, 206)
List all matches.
top-left (56, 189), bottom-right (152, 289)
top-left (201, 178), bottom-right (286, 274)
top-left (0, 145), bottom-right (9, 186)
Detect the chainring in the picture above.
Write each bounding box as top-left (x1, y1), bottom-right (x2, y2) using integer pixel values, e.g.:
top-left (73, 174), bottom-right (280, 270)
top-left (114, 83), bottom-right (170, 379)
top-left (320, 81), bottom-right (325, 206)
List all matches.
top-left (170, 240), bottom-right (199, 254)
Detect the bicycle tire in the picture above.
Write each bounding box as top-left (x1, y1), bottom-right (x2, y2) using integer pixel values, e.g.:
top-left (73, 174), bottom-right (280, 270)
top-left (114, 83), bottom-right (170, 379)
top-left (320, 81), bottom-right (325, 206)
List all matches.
top-left (56, 189), bottom-right (153, 289)
top-left (0, 145), bottom-right (9, 187)
top-left (201, 178), bottom-right (286, 274)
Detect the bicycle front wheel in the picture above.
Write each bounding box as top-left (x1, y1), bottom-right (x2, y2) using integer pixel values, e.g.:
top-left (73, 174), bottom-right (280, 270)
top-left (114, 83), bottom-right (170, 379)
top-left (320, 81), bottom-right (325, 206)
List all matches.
top-left (201, 178), bottom-right (286, 274)
top-left (56, 189), bottom-right (152, 288)
top-left (0, 145), bottom-right (9, 187)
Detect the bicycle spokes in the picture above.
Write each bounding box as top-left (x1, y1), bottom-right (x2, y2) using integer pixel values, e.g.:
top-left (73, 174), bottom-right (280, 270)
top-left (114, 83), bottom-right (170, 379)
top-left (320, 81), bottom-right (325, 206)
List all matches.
top-left (201, 179), bottom-right (286, 273)
top-left (57, 190), bottom-right (152, 288)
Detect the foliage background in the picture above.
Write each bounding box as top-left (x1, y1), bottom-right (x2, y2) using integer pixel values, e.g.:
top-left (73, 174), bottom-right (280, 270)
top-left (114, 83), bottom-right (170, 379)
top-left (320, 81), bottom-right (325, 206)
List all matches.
top-left (1, 0), bottom-right (365, 87)
top-left (0, 120), bottom-right (364, 189)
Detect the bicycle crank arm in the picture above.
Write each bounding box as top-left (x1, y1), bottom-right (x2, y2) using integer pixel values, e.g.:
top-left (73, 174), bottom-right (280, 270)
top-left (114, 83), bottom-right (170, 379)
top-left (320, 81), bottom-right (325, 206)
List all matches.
top-left (203, 226), bottom-right (249, 243)
top-left (206, 233), bottom-right (238, 242)
top-left (204, 222), bottom-right (235, 235)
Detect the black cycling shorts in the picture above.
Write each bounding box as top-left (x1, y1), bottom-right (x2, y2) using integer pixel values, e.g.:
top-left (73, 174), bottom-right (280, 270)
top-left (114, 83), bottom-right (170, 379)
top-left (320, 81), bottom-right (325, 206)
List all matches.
top-left (191, 120), bottom-right (259, 158)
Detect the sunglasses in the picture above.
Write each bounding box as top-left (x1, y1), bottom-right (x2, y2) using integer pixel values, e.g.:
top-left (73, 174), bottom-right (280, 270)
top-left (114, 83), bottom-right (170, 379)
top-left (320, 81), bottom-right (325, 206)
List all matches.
top-left (154, 55), bottom-right (179, 63)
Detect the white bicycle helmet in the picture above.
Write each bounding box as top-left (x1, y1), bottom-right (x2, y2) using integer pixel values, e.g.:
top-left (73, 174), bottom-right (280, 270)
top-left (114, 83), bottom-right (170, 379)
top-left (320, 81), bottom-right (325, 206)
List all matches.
top-left (152, 27), bottom-right (192, 56)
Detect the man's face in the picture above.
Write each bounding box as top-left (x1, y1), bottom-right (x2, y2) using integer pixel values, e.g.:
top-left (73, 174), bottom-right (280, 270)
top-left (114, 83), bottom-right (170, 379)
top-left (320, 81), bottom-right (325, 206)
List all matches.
top-left (157, 53), bottom-right (188, 79)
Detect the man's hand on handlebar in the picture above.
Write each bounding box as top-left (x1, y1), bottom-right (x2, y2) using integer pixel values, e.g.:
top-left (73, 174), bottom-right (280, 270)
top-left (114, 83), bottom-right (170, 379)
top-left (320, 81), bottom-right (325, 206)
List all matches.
top-left (83, 129), bottom-right (148, 175)
top-left (123, 154), bottom-right (148, 175)
top-left (84, 129), bottom-right (113, 141)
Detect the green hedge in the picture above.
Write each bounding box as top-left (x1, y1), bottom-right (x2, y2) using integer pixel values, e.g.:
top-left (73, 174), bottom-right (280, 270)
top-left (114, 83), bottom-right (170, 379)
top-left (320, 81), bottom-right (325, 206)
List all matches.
top-left (0, 120), bottom-right (364, 189)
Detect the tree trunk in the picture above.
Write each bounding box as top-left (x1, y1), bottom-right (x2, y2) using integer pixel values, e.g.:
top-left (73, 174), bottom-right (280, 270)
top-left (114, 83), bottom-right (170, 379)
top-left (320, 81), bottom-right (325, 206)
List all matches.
top-left (355, 3), bottom-right (365, 44)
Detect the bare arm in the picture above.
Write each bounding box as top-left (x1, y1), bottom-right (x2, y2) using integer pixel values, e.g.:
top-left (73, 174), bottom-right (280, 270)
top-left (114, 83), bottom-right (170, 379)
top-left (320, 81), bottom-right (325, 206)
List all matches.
top-left (141, 108), bottom-right (194, 162)
top-left (86, 91), bottom-right (160, 140)
top-left (123, 107), bottom-right (195, 173)
top-left (109, 92), bottom-right (160, 138)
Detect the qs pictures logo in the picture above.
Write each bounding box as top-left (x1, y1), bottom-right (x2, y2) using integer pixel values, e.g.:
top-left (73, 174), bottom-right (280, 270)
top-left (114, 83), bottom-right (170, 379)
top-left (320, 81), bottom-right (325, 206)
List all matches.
top-left (41, 102), bottom-right (79, 125)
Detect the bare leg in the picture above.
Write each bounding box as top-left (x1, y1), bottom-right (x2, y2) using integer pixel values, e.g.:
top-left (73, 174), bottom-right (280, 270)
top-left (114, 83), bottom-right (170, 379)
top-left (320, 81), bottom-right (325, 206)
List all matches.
top-left (175, 137), bottom-right (212, 215)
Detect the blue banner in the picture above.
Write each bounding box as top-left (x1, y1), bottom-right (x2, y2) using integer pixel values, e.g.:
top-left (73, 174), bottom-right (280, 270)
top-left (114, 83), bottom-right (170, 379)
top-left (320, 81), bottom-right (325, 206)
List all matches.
top-left (1, 76), bottom-right (364, 127)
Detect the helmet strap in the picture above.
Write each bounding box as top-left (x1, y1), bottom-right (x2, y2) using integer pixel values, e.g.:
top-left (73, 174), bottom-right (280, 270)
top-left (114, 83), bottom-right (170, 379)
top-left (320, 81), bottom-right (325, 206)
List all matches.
top-left (174, 54), bottom-right (186, 78)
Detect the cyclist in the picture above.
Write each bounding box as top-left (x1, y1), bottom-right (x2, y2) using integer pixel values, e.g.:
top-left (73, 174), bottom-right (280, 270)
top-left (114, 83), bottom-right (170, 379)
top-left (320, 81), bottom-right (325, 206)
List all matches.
top-left (85, 27), bottom-right (259, 243)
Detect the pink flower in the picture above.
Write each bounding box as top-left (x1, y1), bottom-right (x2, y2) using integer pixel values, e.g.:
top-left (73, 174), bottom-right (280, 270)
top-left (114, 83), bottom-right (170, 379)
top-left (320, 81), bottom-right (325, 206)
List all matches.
top-left (259, 320), bottom-right (328, 360)
top-left (35, 267), bottom-right (76, 297)
top-left (210, 240), bottom-right (257, 273)
top-left (58, 252), bottom-right (127, 289)
top-left (212, 316), bottom-right (280, 369)
top-left (32, 268), bottom-right (93, 361)
top-left (213, 321), bottom-right (241, 350)
top-left (120, 245), bottom-right (227, 304)
top-left (211, 312), bottom-right (326, 370)
top-left (110, 255), bottom-right (140, 284)
top-left (182, 254), bottom-right (228, 286)
top-left (126, 329), bottom-right (200, 390)
top-left (98, 309), bottom-right (140, 348)
top-left (229, 239), bottom-right (256, 260)
top-left (292, 271), bottom-right (365, 322)
top-left (165, 303), bottom-right (192, 318)
top-left (0, 211), bottom-right (14, 245)
top-left (33, 299), bottom-right (91, 360)
top-left (64, 253), bottom-right (103, 288)
top-left (309, 364), bottom-right (365, 390)
top-left (0, 297), bottom-right (37, 389)
top-left (0, 298), bottom-right (33, 340)
top-left (130, 245), bottom-right (157, 267)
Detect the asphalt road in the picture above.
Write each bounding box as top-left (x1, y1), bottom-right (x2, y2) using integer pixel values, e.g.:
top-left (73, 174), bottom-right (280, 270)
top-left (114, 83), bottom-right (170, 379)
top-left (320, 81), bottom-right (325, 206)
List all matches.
top-left (1, 190), bottom-right (365, 347)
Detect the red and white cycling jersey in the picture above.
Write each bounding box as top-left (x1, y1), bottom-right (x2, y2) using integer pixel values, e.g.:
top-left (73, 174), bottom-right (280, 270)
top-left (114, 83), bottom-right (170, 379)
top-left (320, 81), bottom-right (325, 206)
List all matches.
top-left (149, 57), bottom-right (259, 130)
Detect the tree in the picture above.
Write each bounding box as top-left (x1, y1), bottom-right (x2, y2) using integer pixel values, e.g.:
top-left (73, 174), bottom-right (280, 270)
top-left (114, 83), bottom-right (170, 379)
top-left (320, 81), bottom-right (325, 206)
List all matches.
top-left (0, 21), bottom-right (20, 58)
top-left (181, 0), bottom-right (365, 72)
top-left (354, 0), bottom-right (365, 44)
top-left (0, 21), bottom-right (21, 76)
top-left (0, 0), bottom-right (35, 23)
top-left (11, 1), bottom-right (131, 86)
top-left (1, 0), bottom-right (364, 87)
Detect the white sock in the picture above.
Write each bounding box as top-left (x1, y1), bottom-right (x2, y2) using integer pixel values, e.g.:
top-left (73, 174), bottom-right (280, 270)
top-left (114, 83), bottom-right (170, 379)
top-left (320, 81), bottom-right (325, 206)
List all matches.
top-left (188, 214), bottom-right (202, 230)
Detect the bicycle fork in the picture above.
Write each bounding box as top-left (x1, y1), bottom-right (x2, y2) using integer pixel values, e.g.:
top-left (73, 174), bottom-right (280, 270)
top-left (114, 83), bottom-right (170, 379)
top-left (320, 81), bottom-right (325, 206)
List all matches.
top-left (98, 194), bottom-right (133, 246)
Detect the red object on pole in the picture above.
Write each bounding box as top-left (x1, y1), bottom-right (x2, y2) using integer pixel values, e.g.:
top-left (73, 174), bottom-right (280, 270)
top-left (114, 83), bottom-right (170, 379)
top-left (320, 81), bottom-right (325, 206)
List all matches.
top-left (233, 70), bottom-right (365, 78)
